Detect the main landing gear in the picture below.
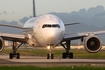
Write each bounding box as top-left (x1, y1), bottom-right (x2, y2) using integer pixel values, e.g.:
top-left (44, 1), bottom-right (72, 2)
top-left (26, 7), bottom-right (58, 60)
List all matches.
top-left (47, 45), bottom-right (54, 59)
top-left (9, 42), bottom-right (23, 59)
top-left (61, 40), bottom-right (73, 59)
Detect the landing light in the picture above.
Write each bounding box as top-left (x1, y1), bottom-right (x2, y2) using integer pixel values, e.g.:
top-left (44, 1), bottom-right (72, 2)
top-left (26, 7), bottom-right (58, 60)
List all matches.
top-left (47, 46), bottom-right (50, 50)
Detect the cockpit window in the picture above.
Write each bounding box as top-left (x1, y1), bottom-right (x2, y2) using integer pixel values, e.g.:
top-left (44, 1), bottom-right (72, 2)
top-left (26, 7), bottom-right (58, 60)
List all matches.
top-left (42, 24), bottom-right (60, 28)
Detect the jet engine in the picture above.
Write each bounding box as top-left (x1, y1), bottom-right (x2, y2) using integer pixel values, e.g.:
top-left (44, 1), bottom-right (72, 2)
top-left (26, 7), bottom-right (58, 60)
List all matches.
top-left (84, 35), bottom-right (102, 53)
top-left (0, 37), bottom-right (4, 52)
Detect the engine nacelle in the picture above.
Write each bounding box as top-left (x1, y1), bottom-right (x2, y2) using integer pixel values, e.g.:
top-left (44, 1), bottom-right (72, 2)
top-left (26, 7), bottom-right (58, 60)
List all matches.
top-left (84, 35), bottom-right (102, 53)
top-left (0, 37), bottom-right (4, 52)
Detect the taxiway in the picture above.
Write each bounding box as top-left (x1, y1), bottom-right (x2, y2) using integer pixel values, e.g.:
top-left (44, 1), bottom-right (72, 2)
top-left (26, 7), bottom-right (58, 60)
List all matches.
top-left (0, 55), bottom-right (105, 65)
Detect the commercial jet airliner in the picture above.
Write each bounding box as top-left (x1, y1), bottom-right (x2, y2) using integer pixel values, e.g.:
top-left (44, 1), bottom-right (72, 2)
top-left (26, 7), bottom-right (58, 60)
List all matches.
top-left (0, 0), bottom-right (105, 59)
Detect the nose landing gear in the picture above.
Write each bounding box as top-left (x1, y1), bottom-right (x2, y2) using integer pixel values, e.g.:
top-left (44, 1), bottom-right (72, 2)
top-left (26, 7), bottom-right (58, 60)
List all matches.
top-left (47, 45), bottom-right (54, 59)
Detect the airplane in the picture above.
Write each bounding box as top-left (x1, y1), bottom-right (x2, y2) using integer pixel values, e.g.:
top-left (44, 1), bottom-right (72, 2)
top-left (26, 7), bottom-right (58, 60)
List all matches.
top-left (0, 0), bottom-right (105, 59)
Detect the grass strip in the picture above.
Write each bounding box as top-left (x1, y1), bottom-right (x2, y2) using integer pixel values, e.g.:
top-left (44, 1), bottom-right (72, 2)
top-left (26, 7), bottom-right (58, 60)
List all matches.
top-left (2, 48), bottom-right (105, 59)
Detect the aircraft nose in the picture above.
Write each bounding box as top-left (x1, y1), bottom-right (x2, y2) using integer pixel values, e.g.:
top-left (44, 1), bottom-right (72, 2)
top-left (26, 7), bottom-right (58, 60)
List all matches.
top-left (46, 30), bottom-right (61, 45)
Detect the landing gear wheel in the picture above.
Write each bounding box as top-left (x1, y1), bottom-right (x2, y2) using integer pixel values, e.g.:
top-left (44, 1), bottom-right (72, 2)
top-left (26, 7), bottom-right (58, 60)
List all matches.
top-left (16, 53), bottom-right (20, 59)
top-left (62, 53), bottom-right (66, 59)
top-left (47, 54), bottom-right (50, 59)
top-left (51, 54), bottom-right (54, 59)
top-left (62, 52), bottom-right (73, 59)
top-left (9, 53), bottom-right (13, 59)
top-left (47, 53), bottom-right (54, 59)
top-left (9, 53), bottom-right (20, 59)
top-left (69, 52), bottom-right (73, 59)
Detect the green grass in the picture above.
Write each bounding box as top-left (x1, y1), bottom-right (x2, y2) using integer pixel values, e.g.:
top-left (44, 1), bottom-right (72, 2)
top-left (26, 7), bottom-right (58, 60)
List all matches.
top-left (0, 66), bottom-right (105, 70)
top-left (2, 47), bottom-right (105, 59)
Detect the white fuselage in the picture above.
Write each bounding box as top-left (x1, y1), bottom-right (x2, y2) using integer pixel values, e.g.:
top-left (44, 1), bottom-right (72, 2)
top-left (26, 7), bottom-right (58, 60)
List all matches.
top-left (24, 14), bottom-right (65, 47)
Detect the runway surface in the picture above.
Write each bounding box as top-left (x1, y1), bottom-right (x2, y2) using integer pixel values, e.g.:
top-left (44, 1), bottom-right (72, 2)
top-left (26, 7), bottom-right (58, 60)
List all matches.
top-left (0, 55), bottom-right (105, 65)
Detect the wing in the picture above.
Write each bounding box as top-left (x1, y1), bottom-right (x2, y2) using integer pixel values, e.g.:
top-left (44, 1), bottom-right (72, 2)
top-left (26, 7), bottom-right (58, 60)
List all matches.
top-left (0, 24), bottom-right (33, 30)
top-left (0, 32), bottom-right (27, 42)
top-left (64, 22), bottom-right (80, 26)
top-left (63, 30), bottom-right (105, 41)
top-left (0, 24), bottom-right (32, 42)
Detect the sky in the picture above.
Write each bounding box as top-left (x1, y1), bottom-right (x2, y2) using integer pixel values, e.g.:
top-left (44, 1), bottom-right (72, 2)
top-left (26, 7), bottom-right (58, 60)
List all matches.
top-left (0, 0), bottom-right (105, 21)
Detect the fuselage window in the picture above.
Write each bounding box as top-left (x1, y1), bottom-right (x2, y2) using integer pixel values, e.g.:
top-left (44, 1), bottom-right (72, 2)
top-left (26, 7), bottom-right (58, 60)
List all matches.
top-left (42, 24), bottom-right (60, 28)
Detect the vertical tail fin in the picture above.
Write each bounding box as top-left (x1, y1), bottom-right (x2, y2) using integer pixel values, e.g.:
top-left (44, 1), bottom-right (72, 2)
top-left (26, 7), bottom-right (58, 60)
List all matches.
top-left (33, 0), bottom-right (36, 17)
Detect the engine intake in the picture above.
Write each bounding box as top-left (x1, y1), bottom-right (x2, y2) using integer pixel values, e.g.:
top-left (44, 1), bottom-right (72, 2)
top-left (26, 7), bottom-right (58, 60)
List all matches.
top-left (84, 35), bottom-right (102, 53)
top-left (0, 37), bottom-right (4, 52)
